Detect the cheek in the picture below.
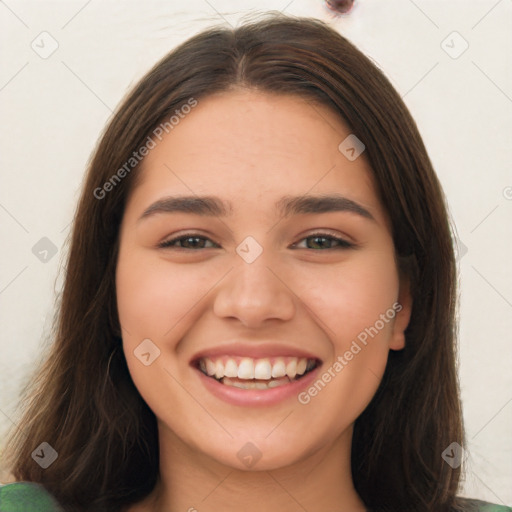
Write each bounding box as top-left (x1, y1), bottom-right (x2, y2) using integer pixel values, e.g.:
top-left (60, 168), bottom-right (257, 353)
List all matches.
top-left (297, 249), bottom-right (400, 341)
top-left (294, 250), bottom-right (399, 420)
top-left (116, 252), bottom-right (213, 343)
top-left (115, 252), bottom-right (211, 412)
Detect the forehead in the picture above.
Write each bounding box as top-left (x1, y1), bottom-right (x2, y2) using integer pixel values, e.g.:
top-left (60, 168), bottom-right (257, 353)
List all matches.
top-left (126, 90), bottom-right (387, 225)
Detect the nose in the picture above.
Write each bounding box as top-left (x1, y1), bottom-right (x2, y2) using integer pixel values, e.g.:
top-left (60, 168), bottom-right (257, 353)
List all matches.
top-left (213, 256), bottom-right (296, 329)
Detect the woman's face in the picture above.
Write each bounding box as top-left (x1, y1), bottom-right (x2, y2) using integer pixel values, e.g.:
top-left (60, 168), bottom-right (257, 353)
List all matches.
top-left (116, 90), bottom-right (411, 471)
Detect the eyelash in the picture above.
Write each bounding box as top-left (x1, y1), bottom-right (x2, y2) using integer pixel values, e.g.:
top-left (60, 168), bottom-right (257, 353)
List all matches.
top-left (158, 232), bottom-right (355, 251)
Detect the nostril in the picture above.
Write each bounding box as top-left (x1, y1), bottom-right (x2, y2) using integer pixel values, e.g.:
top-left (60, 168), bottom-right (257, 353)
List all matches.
top-left (325, 0), bottom-right (355, 15)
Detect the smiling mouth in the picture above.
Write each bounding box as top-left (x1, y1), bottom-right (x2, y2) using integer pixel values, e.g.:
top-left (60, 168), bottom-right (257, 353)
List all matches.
top-left (195, 356), bottom-right (319, 390)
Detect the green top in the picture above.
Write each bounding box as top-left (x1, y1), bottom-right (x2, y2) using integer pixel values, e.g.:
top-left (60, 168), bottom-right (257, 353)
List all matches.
top-left (0, 483), bottom-right (63, 511)
top-left (464, 500), bottom-right (512, 512)
top-left (0, 482), bottom-right (511, 511)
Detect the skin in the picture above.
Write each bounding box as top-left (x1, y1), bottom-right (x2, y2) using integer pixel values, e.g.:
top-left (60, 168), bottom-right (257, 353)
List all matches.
top-left (116, 90), bottom-right (412, 512)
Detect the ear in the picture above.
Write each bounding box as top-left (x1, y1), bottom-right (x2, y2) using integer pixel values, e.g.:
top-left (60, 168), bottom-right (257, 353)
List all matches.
top-left (389, 277), bottom-right (412, 351)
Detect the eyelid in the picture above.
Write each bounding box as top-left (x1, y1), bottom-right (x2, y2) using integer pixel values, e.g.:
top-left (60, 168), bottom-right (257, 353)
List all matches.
top-left (158, 230), bottom-right (356, 250)
top-left (291, 230), bottom-right (355, 250)
top-left (158, 232), bottom-right (219, 249)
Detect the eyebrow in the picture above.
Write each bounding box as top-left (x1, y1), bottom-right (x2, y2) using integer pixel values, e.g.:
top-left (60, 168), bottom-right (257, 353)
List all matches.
top-left (139, 194), bottom-right (375, 221)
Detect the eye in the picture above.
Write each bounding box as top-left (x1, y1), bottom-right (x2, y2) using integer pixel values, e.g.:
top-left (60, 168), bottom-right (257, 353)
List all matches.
top-left (158, 234), bottom-right (219, 250)
top-left (158, 232), bottom-right (354, 251)
top-left (293, 232), bottom-right (354, 250)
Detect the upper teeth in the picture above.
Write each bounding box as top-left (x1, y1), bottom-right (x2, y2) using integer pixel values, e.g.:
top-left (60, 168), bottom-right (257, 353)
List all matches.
top-left (199, 356), bottom-right (315, 380)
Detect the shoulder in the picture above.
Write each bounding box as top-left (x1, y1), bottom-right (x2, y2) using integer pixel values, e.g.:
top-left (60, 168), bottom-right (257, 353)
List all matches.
top-left (457, 497), bottom-right (512, 512)
top-left (0, 482), bottom-right (63, 511)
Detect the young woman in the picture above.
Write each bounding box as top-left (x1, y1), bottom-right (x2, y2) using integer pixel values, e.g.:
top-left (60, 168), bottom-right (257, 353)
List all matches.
top-left (1, 14), bottom-right (510, 512)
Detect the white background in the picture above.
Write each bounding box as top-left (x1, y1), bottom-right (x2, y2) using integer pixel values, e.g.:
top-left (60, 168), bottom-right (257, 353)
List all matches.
top-left (0, 0), bottom-right (511, 505)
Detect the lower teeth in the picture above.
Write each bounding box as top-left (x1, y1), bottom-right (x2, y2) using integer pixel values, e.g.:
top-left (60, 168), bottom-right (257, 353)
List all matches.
top-left (221, 376), bottom-right (291, 389)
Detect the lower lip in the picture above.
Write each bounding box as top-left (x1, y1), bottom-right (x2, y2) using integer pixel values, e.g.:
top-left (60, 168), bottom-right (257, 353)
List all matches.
top-left (195, 365), bottom-right (322, 406)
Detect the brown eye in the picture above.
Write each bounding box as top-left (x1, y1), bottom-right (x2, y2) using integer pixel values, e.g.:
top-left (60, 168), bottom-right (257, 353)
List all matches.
top-left (159, 235), bottom-right (218, 250)
top-left (325, 0), bottom-right (355, 15)
top-left (294, 233), bottom-right (354, 250)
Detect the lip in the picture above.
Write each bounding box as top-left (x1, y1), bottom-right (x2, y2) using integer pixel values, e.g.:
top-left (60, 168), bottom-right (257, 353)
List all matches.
top-left (190, 342), bottom-right (321, 363)
top-left (194, 362), bottom-right (322, 407)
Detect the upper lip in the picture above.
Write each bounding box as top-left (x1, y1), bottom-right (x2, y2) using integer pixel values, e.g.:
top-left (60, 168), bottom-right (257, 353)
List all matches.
top-left (190, 342), bottom-right (322, 363)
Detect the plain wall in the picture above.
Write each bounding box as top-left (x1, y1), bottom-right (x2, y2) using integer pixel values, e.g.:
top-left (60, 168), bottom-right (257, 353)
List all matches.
top-left (1, 0), bottom-right (511, 504)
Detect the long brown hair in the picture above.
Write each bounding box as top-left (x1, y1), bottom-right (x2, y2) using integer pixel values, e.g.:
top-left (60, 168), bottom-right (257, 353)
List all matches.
top-left (3, 13), bottom-right (463, 512)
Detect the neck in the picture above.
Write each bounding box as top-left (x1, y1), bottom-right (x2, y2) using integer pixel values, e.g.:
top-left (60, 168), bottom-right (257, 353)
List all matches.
top-left (134, 423), bottom-right (367, 512)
